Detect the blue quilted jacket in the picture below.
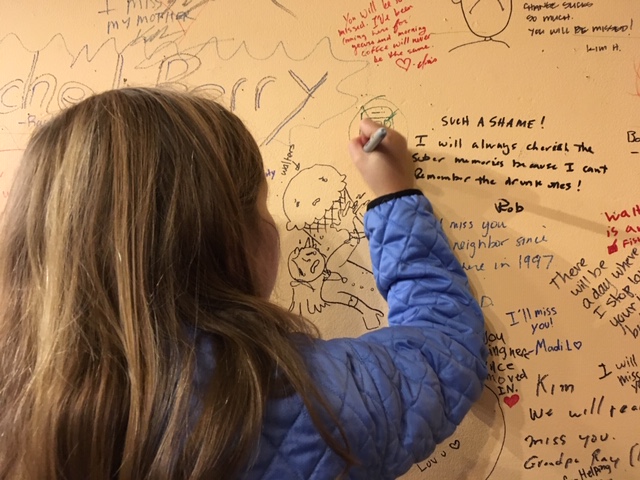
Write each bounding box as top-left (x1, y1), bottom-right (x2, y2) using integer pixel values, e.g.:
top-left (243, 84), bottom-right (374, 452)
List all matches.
top-left (202, 190), bottom-right (488, 478)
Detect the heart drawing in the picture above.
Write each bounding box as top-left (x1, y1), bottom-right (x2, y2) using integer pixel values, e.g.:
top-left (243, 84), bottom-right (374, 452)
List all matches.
top-left (503, 394), bottom-right (520, 408)
top-left (448, 439), bottom-right (461, 449)
top-left (395, 58), bottom-right (411, 71)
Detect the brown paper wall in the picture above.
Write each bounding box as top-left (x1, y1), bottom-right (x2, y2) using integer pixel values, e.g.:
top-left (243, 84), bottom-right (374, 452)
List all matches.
top-left (1, 1), bottom-right (638, 478)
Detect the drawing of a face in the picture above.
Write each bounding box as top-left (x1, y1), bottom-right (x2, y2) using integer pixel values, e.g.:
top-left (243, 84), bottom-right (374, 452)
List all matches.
top-left (455, 0), bottom-right (512, 39)
top-left (287, 242), bottom-right (326, 282)
top-left (283, 165), bottom-right (347, 231)
top-left (360, 106), bottom-right (396, 129)
top-left (349, 96), bottom-right (407, 142)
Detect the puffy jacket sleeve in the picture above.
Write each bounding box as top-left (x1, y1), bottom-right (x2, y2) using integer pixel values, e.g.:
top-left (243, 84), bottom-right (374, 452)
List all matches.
top-left (307, 189), bottom-right (488, 478)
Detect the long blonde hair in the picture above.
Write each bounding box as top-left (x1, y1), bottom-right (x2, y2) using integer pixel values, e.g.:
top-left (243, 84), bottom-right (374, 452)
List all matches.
top-left (0, 88), bottom-right (352, 479)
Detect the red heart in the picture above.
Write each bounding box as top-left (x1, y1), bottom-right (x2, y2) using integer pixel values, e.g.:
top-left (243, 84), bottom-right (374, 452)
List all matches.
top-left (395, 58), bottom-right (411, 71)
top-left (607, 239), bottom-right (618, 255)
top-left (504, 394), bottom-right (520, 408)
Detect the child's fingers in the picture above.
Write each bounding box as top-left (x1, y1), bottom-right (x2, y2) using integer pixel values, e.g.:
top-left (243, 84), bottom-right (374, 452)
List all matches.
top-left (358, 118), bottom-right (384, 139)
top-left (348, 136), bottom-right (366, 164)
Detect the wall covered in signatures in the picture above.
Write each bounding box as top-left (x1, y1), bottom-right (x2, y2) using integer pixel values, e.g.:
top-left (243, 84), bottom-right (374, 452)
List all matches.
top-left (1, 1), bottom-right (639, 477)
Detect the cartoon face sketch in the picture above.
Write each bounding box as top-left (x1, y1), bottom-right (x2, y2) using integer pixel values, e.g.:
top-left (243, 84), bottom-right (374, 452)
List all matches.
top-left (282, 164), bottom-right (349, 233)
top-left (349, 96), bottom-right (407, 142)
top-left (450, 0), bottom-right (512, 51)
top-left (455, 0), bottom-right (512, 38)
top-left (286, 240), bottom-right (383, 331)
top-left (360, 105), bottom-right (396, 129)
top-left (288, 240), bottom-right (327, 283)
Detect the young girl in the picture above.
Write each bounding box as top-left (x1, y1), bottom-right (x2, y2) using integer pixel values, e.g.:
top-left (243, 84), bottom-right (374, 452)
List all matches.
top-left (0, 88), bottom-right (487, 479)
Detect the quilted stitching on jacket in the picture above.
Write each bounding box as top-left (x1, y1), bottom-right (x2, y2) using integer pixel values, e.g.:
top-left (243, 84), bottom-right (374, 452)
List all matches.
top-left (229, 192), bottom-right (488, 479)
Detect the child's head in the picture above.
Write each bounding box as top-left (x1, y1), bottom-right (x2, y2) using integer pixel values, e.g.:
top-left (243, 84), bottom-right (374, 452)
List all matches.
top-left (0, 87), bottom-right (351, 479)
top-left (4, 87), bottom-right (278, 305)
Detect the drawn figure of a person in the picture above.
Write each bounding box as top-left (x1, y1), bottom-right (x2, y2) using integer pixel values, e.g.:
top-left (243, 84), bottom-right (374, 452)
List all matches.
top-left (282, 164), bottom-right (366, 267)
top-left (287, 238), bottom-right (383, 330)
top-left (450, 0), bottom-right (513, 52)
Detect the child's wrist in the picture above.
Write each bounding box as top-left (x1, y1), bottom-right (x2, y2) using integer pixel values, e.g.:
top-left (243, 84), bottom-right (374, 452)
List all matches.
top-left (366, 189), bottom-right (424, 211)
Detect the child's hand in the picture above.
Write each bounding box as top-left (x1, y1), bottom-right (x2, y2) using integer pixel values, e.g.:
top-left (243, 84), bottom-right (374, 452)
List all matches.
top-left (348, 119), bottom-right (415, 197)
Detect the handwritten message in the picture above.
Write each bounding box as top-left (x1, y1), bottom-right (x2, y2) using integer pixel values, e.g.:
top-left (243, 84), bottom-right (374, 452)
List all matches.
top-left (337, 0), bottom-right (436, 71)
top-left (522, 1), bottom-right (633, 53)
top-left (412, 114), bottom-right (602, 195)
